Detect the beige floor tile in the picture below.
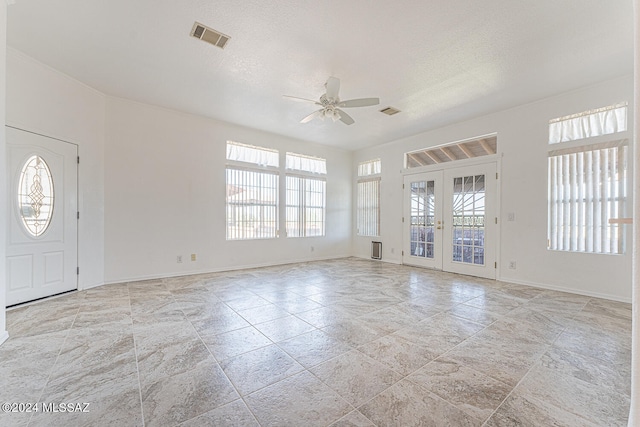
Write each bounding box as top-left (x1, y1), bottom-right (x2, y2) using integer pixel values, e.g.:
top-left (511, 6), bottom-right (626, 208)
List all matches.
top-left (310, 350), bottom-right (403, 407)
top-left (408, 359), bottom-right (511, 421)
top-left (0, 258), bottom-right (631, 426)
top-left (219, 344), bottom-right (304, 395)
top-left (359, 379), bottom-right (482, 427)
top-left (245, 371), bottom-right (351, 427)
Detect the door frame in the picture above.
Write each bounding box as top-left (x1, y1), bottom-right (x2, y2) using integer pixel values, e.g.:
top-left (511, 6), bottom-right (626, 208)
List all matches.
top-left (401, 154), bottom-right (502, 280)
top-left (6, 125), bottom-right (79, 306)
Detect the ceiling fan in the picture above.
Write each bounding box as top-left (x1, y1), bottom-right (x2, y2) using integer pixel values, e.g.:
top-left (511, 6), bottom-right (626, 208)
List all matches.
top-left (283, 76), bottom-right (379, 125)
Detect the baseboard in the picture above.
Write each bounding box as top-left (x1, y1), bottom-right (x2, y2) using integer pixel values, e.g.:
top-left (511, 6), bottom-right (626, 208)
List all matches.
top-left (497, 276), bottom-right (632, 304)
top-left (0, 331), bottom-right (9, 346)
top-left (102, 254), bottom-right (354, 286)
top-left (352, 255), bottom-right (403, 265)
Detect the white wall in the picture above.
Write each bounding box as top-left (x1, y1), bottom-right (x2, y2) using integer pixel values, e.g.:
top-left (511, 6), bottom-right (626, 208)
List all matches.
top-left (5, 49), bottom-right (106, 290)
top-left (353, 76), bottom-right (634, 302)
top-left (1, 2), bottom-right (8, 344)
top-left (104, 97), bottom-right (352, 283)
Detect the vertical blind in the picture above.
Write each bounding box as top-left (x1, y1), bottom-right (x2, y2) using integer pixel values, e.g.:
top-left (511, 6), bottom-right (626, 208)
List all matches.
top-left (357, 179), bottom-right (380, 236)
top-left (286, 175), bottom-right (326, 237)
top-left (226, 168), bottom-right (279, 240)
top-left (547, 140), bottom-right (627, 254)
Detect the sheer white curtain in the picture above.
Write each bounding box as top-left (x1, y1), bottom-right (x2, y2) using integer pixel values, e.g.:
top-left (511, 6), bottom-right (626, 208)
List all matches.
top-left (226, 141), bottom-right (279, 167)
top-left (548, 140), bottom-right (628, 254)
top-left (358, 159), bottom-right (381, 177)
top-left (285, 153), bottom-right (327, 174)
top-left (549, 103), bottom-right (627, 144)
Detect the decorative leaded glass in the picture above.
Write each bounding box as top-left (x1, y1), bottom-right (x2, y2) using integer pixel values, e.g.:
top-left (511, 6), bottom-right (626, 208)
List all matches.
top-left (18, 155), bottom-right (54, 237)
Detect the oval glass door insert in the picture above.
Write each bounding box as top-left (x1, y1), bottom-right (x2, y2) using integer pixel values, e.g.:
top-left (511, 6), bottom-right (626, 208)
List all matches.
top-left (18, 155), bottom-right (55, 237)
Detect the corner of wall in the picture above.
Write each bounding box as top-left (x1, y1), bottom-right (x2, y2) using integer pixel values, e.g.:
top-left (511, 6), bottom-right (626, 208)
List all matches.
top-left (1, 1), bottom-right (8, 343)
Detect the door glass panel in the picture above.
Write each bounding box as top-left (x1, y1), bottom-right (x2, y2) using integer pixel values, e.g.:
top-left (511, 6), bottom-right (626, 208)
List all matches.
top-left (18, 155), bottom-right (54, 237)
top-left (451, 174), bottom-right (485, 265)
top-left (410, 180), bottom-right (435, 258)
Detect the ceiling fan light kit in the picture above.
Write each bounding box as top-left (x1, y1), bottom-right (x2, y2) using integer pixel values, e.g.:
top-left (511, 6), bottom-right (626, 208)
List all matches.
top-left (284, 77), bottom-right (379, 125)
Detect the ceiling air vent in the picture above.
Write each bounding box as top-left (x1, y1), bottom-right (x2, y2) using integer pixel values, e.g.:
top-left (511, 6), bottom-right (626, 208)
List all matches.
top-left (191, 22), bottom-right (230, 49)
top-left (380, 106), bottom-right (401, 116)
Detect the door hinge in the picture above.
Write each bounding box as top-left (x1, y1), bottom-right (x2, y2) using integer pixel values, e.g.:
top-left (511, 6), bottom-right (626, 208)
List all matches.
top-left (402, 250), bottom-right (404, 256)
top-left (402, 183), bottom-right (405, 189)
top-left (77, 211), bottom-right (80, 220)
top-left (402, 217), bottom-right (405, 223)
top-left (496, 172), bottom-right (498, 179)
top-left (77, 267), bottom-right (80, 275)
top-left (77, 156), bottom-right (80, 164)
top-left (494, 262), bottom-right (497, 269)
top-left (495, 217), bottom-right (498, 224)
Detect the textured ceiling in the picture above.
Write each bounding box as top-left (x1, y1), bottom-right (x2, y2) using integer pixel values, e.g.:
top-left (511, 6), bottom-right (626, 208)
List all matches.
top-left (6, 0), bottom-right (634, 150)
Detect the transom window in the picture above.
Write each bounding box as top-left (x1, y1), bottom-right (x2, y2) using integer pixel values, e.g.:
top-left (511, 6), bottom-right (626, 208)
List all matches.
top-left (286, 152), bottom-right (327, 174)
top-left (549, 102), bottom-right (627, 144)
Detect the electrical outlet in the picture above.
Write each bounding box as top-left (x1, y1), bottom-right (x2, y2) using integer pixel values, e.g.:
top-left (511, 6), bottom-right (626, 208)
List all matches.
top-left (507, 212), bottom-right (516, 221)
top-left (177, 255), bottom-right (183, 263)
top-left (191, 253), bottom-right (197, 261)
top-left (310, 246), bottom-right (314, 252)
top-left (509, 261), bottom-right (516, 269)
top-left (390, 248), bottom-right (395, 254)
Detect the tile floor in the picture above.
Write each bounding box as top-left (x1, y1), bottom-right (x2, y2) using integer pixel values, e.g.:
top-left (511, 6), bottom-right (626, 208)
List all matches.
top-left (0, 258), bottom-right (632, 427)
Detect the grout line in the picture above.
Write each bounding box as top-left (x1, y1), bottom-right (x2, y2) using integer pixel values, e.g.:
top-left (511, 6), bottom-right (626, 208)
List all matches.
top-left (26, 304), bottom-right (80, 427)
top-left (127, 284), bottom-right (146, 427)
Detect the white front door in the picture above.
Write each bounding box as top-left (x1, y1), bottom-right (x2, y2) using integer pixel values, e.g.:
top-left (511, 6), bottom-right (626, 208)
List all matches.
top-left (403, 162), bottom-right (497, 280)
top-left (6, 127), bottom-right (78, 306)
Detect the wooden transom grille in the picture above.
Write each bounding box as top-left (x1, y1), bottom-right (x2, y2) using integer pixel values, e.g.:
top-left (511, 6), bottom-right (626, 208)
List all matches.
top-left (406, 136), bottom-right (497, 168)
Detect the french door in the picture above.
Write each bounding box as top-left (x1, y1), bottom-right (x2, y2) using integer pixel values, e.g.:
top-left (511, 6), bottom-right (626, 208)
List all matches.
top-left (403, 162), bottom-right (497, 280)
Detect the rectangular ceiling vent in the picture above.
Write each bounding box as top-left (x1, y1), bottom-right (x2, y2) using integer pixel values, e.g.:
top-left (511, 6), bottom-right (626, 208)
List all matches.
top-left (380, 106), bottom-right (401, 116)
top-left (191, 22), bottom-right (230, 49)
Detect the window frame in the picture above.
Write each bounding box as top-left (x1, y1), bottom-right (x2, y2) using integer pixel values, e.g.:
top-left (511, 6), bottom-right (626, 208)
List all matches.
top-left (546, 103), bottom-right (630, 255)
top-left (225, 141), bottom-right (281, 241)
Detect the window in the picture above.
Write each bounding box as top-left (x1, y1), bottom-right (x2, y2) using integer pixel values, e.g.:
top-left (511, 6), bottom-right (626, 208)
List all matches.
top-left (405, 136), bottom-right (497, 168)
top-left (286, 152), bottom-right (327, 237)
top-left (549, 103), bottom-right (627, 144)
top-left (358, 158), bottom-right (381, 177)
top-left (286, 176), bottom-right (326, 237)
top-left (357, 159), bottom-right (381, 236)
top-left (548, 141), bottom-right (628, 254)
top-left (18, 155), bottom-right (54, 237)
top-left (226, 141), bottom-right (278, 167)
top-left (286, 152), bottom-right (327, 174)
top-left (226, 141), bottom-right (279, 240)
top-left (547, 103), bottom-right (629, 254)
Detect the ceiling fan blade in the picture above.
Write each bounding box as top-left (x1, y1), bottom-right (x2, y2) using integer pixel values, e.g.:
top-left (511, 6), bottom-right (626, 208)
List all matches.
top-left (338, 97), bottom-right (380, 108)
top-left (300, 109), bottom-right (324, 123)
top-left (283, 95), bottom-right (321, 105)
top-left (337, 109), bottom-right (355, 125)
top-left (325, 77), bottom-right (340, 101)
